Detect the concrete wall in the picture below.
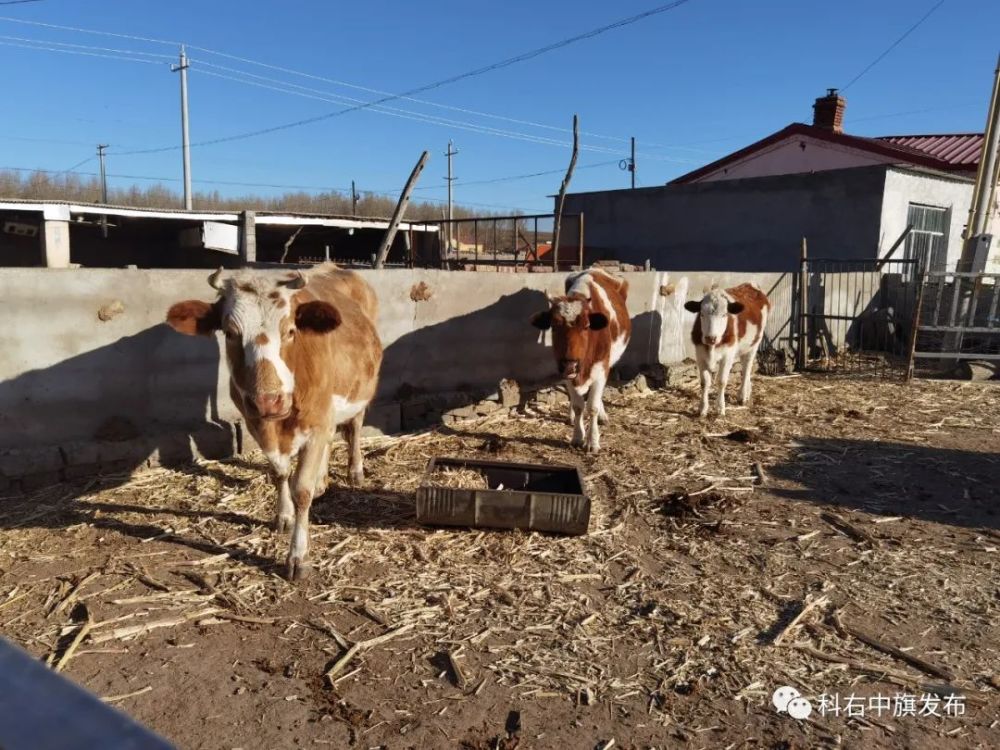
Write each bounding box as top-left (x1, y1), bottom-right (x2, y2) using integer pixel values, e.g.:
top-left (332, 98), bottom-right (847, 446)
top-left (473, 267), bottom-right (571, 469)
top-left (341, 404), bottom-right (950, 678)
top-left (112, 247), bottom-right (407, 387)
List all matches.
top-left (0, 267), bottom-right (794, 486)
top-left (693, 134), bottom-right (899, 183)
top-left (879, 168), bottom-right (974, 269)
top-left (562, 166), bottom-right (888, 272)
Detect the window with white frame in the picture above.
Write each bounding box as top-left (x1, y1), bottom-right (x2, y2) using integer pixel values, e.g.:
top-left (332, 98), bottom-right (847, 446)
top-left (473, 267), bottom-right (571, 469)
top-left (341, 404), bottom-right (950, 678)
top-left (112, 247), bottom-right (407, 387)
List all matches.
top-left (903, 203), bottom-right (950, 271)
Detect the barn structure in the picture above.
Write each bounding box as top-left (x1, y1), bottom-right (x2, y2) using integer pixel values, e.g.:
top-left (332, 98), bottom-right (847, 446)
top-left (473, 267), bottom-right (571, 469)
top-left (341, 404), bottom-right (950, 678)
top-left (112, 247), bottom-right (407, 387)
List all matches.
top-left (0, 199), bottom-right (439, 269)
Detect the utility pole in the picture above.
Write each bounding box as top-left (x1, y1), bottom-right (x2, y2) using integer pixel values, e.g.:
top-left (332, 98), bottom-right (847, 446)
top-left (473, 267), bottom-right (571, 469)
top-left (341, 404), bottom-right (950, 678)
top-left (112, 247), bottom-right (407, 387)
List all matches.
top-left (631, 136), bottom-right (636, 189)
top-left (445, 140), bottom-right (458, 254)
top-left (960, 52), bottom-right (1000, 272)
top-left (97, 143), bottom-right (109, 238)
top-left (97, 144), bottom-right (108, 204)
top-left (620, 137), bottom-right (636, 189)
top-left (171, 45), bottom-right (193, 210)
top-left (351, 180), bottom-right (358, 216)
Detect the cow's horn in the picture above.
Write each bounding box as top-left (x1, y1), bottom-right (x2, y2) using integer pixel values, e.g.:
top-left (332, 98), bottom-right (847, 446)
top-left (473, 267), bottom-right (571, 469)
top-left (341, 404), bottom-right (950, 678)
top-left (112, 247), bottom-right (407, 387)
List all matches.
top-left (283, 271), bottom-right (307, 290)
top-left (207, 267), bottom-right (224, 290)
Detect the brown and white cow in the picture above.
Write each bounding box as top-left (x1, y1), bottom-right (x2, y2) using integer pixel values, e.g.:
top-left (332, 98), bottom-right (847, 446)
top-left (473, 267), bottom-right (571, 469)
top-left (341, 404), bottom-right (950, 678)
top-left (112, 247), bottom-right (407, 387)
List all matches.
top-left (166, 263), bottom-right (382, 580)
top-left (685, 282), bottom-right (770, 418)
top-left (530, 268), bottom-right (631, 453)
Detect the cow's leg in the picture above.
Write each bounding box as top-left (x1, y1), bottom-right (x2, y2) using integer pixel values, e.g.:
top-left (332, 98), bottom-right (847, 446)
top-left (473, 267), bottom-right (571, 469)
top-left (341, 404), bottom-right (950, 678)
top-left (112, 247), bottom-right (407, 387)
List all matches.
top-left (597, 400), bottom-right (609, 424)
top-left (695, 347), bottom-right (711, 418)
top-left (314, 439), bottom-right (331, 496)
top-left (342, 409), bottom-right (366, 486)
top-left (265, 451), bottom-right (294, 534)
top-left (287, 436), bottom-right (325, 581)
top-left (585, 372), bottom-right (607, 454)
top-left (739, 346), bottom-right (758, 406)
top-left (569, 386), bottom-right (586, 448)
top-left (717, 351), bottom-right (736, 417)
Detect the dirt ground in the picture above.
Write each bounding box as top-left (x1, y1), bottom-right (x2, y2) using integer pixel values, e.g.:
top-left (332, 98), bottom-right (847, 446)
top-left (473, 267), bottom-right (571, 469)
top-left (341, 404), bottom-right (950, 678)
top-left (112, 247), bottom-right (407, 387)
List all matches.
top-left (1, 373), bottom-right (998, 750)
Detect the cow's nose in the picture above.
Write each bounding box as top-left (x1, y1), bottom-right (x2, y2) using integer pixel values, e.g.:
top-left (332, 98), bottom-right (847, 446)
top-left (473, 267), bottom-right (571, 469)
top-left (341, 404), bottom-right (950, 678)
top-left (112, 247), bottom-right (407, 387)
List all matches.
top-left (703, 335), bottom-right (717, 346)
top-left (254, 392), bottom-right (289, 418)
top-left (559, 359), bottom-right (580, 376)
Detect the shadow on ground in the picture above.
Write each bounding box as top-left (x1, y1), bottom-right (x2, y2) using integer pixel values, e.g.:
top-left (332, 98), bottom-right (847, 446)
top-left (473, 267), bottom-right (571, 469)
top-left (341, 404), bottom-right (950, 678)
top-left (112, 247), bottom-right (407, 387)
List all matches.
top-left (769, 437), bottom-right (1000, 531)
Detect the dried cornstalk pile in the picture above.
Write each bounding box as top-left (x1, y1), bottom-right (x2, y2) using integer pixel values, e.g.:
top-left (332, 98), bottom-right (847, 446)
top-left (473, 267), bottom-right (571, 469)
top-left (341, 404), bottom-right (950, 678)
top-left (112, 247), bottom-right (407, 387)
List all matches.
top-left (425, 467), bottom-right (490, 489)
top-left (0, 373), bottom-right (997, 744)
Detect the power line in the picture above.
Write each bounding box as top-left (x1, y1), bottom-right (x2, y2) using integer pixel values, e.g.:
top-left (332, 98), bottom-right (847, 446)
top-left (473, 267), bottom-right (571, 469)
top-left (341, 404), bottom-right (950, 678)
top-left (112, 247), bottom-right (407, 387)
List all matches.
top-left (0, 13), bottom-right (709, 157)
top-left (0, 39), bottom-right (164, 65)
top-left (163, 65), bottom-right (700, 163)
top-left (189, 67), bottom-right (690, 160)
top-left (841, 0), bottom-right (946, 92)
top-left (413, 159), bottom-right (620, 190)
top-left (90, 1), bottom-right (699, 153)
top-left (59, 156), bottom-right (94, 174)
top-left (0, 1), bottom-right (47, 5)
top-left (0, 33), bottom-right (172, 59)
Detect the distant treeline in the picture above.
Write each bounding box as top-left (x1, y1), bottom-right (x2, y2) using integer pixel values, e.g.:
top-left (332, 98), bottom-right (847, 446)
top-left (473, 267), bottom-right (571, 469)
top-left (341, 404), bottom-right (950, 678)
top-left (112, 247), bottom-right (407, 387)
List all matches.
top-left (0, 169), bottom-right (510, 221)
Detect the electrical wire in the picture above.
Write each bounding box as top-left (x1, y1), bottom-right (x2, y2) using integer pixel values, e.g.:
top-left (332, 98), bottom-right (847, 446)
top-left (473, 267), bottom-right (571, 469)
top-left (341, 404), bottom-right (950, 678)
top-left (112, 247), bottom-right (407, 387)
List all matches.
top-left (0, 33), bottom-right (173, 59)
top-left (74, 1), bottom-right (699, 153)
top-left (841, 0), bottom-right (946, 92)
top-left (0, 39), bottom-right (164, 65)
top-left (0, 10), bottom-right (708, 156)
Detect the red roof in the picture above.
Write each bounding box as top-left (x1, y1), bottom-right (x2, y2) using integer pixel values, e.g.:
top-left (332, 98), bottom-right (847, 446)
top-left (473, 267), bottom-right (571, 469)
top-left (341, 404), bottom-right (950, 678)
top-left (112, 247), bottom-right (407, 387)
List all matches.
top-left (670, 123), bottom-right (983, 184)
top-left (875, 133), bottom-right (983, 167)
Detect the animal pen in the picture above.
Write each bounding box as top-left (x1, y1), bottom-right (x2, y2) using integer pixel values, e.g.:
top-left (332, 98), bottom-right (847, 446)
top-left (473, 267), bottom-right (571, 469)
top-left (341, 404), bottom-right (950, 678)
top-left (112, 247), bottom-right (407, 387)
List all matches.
top-left (435, 213), bottom-right (584, 271)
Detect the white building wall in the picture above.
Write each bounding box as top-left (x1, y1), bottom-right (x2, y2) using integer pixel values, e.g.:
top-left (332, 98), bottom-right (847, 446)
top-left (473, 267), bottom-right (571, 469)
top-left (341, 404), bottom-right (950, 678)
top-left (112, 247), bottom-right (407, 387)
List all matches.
top-left (879, 168), bottom-right (974, 270)
top-left (695, 135), bottom-right (900, 183)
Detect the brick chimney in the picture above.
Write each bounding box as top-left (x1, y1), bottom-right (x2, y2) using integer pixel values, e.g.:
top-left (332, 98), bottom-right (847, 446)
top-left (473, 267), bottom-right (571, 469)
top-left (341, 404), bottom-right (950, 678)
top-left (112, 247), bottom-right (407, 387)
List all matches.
top-left (813, 88), bottom-right (846, 133)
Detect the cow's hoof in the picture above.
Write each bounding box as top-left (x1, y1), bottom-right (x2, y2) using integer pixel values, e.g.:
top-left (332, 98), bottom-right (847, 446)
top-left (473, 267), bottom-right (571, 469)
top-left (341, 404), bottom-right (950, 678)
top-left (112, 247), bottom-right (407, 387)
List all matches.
top-left (286, 557), bottom-right (312, 582)
top-left (315, 475), bottom-right (330, 495)
top-left (586, 445), bottom-right (600, 455)
top-left (597, 412), bottom-right (608, 425)
top-left (570, 436), bottom-right (585, 449)
top-left (698, 408), bottom-right (709, 418)
top-left (274, 514), bottom-right (294, 534)
top-left (349, 469), bottom-right (364, 487)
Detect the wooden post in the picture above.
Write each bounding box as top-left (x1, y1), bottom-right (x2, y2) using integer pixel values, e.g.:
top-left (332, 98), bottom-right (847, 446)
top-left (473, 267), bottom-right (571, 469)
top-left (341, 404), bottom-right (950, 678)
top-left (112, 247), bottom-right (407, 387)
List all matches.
top-left (797, 237), bottom-right (808, 371)
top-left (551, 114), bottom-right (579, 272)
top-left (239, 210), bottom-right (256, 266)
top-left (374, 151), bottom-right (429, 269)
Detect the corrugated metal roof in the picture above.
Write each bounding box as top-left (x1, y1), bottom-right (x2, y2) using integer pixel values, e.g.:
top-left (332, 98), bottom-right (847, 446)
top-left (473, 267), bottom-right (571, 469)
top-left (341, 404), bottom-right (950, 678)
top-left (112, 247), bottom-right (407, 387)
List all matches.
top-left (875, 133), bottom-right (983, 167)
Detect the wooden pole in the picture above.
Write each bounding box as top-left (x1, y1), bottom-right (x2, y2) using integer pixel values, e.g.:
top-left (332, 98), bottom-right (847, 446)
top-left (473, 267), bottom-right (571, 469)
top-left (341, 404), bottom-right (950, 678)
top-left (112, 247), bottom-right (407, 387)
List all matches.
top-left (374, 151), bottom-right (429, 269)
top-left (551, 114), bottom-right (579, 272)
top-left (797, 237), bottom-right (808, 371)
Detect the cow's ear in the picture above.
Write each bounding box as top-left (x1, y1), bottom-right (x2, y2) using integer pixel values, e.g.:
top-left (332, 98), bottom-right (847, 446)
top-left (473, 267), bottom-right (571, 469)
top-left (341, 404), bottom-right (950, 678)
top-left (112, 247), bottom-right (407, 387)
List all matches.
top-left (295, 301), bottom-right (341, 333)
top-left (588, 312), bottom-right (608, 331)
top-left (727, 301), bottom-right (745, 315)
top-left (530, 310), bottom-right (552, 330)
top-left (167, 300), bottom-right (221, 336)
top-left (684, 300), bottom-right (701, 313)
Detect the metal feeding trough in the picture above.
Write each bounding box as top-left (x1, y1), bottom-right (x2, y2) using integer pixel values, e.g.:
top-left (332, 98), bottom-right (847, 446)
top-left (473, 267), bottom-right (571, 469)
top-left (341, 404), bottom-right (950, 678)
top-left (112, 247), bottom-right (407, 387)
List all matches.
top-left (415, 457), bottom-right (590, 536)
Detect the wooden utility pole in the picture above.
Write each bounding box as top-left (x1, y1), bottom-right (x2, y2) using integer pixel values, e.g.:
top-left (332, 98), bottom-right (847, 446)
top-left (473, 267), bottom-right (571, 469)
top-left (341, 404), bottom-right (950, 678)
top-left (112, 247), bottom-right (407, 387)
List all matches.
top-left (374, 151), bottom-right (429, 269)
top-left (551, 114), bottom-right (579, 271)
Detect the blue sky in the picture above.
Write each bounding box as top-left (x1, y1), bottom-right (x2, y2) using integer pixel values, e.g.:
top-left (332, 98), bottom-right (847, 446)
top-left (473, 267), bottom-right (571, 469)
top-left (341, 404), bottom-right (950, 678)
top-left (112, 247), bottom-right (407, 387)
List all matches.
top-left (0, 0), bottom-right (997, 214)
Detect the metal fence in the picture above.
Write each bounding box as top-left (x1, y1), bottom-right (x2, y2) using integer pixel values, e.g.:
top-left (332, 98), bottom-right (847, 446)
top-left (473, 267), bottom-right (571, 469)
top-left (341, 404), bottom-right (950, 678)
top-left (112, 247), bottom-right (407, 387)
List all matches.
top-left (911, 271), bottom-right (1000, 376)
top-left (798, 257), bottom-right (922, 378)
top-left (434, 213), bottom-right (583, 271)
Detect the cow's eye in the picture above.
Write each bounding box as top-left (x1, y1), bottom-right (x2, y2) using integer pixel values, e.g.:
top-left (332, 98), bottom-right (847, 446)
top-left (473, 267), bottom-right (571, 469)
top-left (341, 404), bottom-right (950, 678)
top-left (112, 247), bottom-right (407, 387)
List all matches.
top-left (284, 328), bottom-right (296, 340)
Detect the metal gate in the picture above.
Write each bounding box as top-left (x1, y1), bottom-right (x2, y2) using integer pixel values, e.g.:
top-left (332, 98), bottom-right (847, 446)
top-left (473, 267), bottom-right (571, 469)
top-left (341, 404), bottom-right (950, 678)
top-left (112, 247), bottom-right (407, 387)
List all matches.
top-left (798, 257), bottom-right (922, 378)
top-left (910, 271), bottom-right (1000, 376)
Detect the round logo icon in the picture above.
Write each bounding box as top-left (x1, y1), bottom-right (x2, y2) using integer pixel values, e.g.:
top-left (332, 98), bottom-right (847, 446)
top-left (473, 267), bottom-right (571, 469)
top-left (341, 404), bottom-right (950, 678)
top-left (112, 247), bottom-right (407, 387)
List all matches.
top-left (787, 697), bottom-right (813, 720)
top-left (772, 686), bottom-right (801, 713)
